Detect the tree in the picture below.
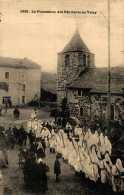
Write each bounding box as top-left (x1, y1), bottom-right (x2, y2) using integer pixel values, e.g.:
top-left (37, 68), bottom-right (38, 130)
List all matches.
top-left (60, 98), bottom-right (70, 118)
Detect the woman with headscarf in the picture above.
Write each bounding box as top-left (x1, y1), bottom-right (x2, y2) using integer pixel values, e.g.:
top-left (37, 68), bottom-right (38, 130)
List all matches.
top-left (112, 158), bottom-right (124, 192)
top-left (98, 159), bottom-right (107, 184)
top-left (68, 137), bottom-right (78, 168)
top-left (84, 128), bottom-right (92, 141)
top-left (90, 145), bottom-right (99, 164)
top-left (99, 133), bottom-right (106, 156)
top-left (27, 119), bottom-right (32, 133)
top-left (62, 134), bottom-right (71, 161)
top-left (36, 158), bottom-right (48, 193)
top-left (105, 136), bottom-right (112, 155)
top-left (36, 142), bottom-right (45, 159)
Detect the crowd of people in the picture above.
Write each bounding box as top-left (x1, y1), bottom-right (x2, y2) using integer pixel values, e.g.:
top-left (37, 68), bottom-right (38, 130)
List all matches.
top-left (0, 113), bottom-right (124, 194)
top-left (24, 117), bottom-right (124, 193)
top-left (0, 124), bottom-right (27, 149)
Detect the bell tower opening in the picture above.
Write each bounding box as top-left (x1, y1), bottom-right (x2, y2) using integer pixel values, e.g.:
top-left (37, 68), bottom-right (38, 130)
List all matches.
top-left (83, 54), bottom-right (86, 66)
top-left (65, 55), bottom-right (70, 66)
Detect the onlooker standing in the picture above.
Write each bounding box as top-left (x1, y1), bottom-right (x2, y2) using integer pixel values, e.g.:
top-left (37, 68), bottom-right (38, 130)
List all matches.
top-left (28, 130), bottom-right (35, 146)
top-left (0, 105), bottom-right (2, 116)
top-left (42, 139), bottom-right (46, 155)
top-left (13, 107), bottom-right (20, 119)
top-left (36, 158), bottom-right (48, 193)
top-left (22, 129), bottom-right (27, 146)
top-left (36, 143), bottom-right (45, 159)
top-left (12, 126), bottom-right (19, 143)
top-left (8, 99), bottom-right (12, 108)
top-left (54, 155), bottom-right (61, 182)
top-left (5, 100), bottom-right (8, 113)
top-left (18, 126), bottom-right (24, 146)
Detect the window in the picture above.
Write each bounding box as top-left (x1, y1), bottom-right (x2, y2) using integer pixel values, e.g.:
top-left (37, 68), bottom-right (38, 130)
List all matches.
top-left (2, 97), bottom-right (11, 104)
top-left (5, 72), bottom-right (9, 79)
top-left (87, 55), bottom-right (90, 66)
top-left (22, 96), bottom-right (25, 104)
top-left (5, 84), bottom-right (9, 92)
top-left (22, 84), bottom-right (25, 91)
top-left (78, 89), bottom-right (82, 96)
top-left (65, 55), bottom-right (70, 66)
top-left (80, 107), bottom-right (84, 116)
top-left (83, 54), bottom-right (86, 66)
top-left (78, 53), bottom-right (83, 66)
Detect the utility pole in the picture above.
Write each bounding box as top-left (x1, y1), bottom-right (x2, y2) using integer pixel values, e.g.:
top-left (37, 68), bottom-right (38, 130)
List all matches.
top-left (107, 0), bottom-right (111, 138)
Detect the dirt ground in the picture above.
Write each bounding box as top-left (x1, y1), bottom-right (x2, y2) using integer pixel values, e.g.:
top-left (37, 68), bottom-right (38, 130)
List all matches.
top-left (0, 107), bottom-right (114, 195)
top-left (0, 107), bottom-right (54, 130)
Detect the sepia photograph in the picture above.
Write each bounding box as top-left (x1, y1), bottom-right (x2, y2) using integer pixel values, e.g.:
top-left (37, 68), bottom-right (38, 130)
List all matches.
top-left (0, 0), bottom-right (124, 194)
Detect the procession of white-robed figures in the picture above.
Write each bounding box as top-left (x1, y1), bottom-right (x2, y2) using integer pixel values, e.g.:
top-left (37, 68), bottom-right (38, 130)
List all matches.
top-left (27, 110), bottom-right (124, 193)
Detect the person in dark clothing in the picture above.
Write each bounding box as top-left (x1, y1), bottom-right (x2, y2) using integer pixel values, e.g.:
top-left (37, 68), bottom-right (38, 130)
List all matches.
top-left (22, 129), bottom-right (27, 146)
top-left (23, 158), bottom-right (37, 191)
top-left (5, 100), bottom-right (8, 113)
top-left (36, 158), bottom-right (49, 193)
top-left (54, 155), bottom-right (61, 182)
top-left (0, 124), bottom-right (5, 133)
top-left (0, 129), bottom-right (7, 148)
top-left (5, 127), bottom-right (12, 149)
top-left (18, 126), bottom-right (24, 146)
top-left (36, 143), bottom-right (45, 159)
top-left (42, 139), bottom-right (46, 155)
top-left (13, 107), bottom-right (20, 119)
top-left (30, 142), bottom-right (37, 153)
top-left (0, 105), bottom-right (2, 116)
top-left (20, 125), bottom-right (24, 132)
top-left (10, 132), bottom-right (15, 149)
top-left (28, 130), bottom-right (35, 146)
top-left (8, 99), bottom-right (12, 108)
top-left (12, 126), bottom-right (19, 143)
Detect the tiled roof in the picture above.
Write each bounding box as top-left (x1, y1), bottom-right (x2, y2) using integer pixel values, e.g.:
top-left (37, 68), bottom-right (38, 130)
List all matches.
top-left (0, 56), bottom-right (41, 69)
top-left (68, 67), bottom-right (124, 94)
top-left (67, 66), bottom-right (86, 84)
top-left (61, 29), bottom-right (90, 53)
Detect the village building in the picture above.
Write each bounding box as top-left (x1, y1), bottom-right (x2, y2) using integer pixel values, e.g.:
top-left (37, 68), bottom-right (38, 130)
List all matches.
top-left (0, 57), bottom-right (41, 107)
top-left (57, 29), bottom-right (124, 125)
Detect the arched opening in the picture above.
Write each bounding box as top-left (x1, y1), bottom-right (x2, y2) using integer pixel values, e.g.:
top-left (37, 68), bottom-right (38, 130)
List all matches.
top-left (87, 55), bottom-right (90, 66)
top-left (78, 53), bottom-right (83, 66)
top-left (83, 54), bottom-right (86, 66)
top-left (111, 105), bottom-right (114, 120)
top-left (65, 55), bottom-right (70, 66)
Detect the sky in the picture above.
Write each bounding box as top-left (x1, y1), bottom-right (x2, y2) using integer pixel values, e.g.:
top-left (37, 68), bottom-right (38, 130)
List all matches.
top-left (0, 0), bottom-right (124, 73)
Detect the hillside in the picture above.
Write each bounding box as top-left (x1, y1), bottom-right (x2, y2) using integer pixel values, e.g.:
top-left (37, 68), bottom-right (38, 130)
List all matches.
top-left (41, 72), bottom-right (57, 94)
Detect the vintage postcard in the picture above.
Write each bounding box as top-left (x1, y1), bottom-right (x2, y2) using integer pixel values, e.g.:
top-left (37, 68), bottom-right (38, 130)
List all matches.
top-left (0, 0), bottom-right (124, 194)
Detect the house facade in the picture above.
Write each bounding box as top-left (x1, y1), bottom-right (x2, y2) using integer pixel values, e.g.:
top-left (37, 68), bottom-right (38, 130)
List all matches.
top-left (0, 57), bottom-right (41, 106)
top-left (57, 29), bottom-right (124, 125)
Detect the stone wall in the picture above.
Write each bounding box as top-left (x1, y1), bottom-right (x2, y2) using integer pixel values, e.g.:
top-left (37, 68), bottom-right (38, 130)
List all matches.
top-left (57, 51), bottom-right (95, 106)
top-left (67, 89), bottom-right (91, 121)
top-left (57, 52), bottom-right (78, 106)
top-left (90, 93), bottom-right (124, 122)
top-left (67, 89), bottom-right (124, 123)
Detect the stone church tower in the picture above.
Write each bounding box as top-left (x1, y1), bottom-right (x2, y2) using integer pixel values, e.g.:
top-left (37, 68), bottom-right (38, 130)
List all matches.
top-left (57, 29), bottom-right (95, 106)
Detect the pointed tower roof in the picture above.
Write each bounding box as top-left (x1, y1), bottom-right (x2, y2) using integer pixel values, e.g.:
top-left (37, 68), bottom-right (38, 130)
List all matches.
top-left (62, 29), bottom-right (90, 53)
